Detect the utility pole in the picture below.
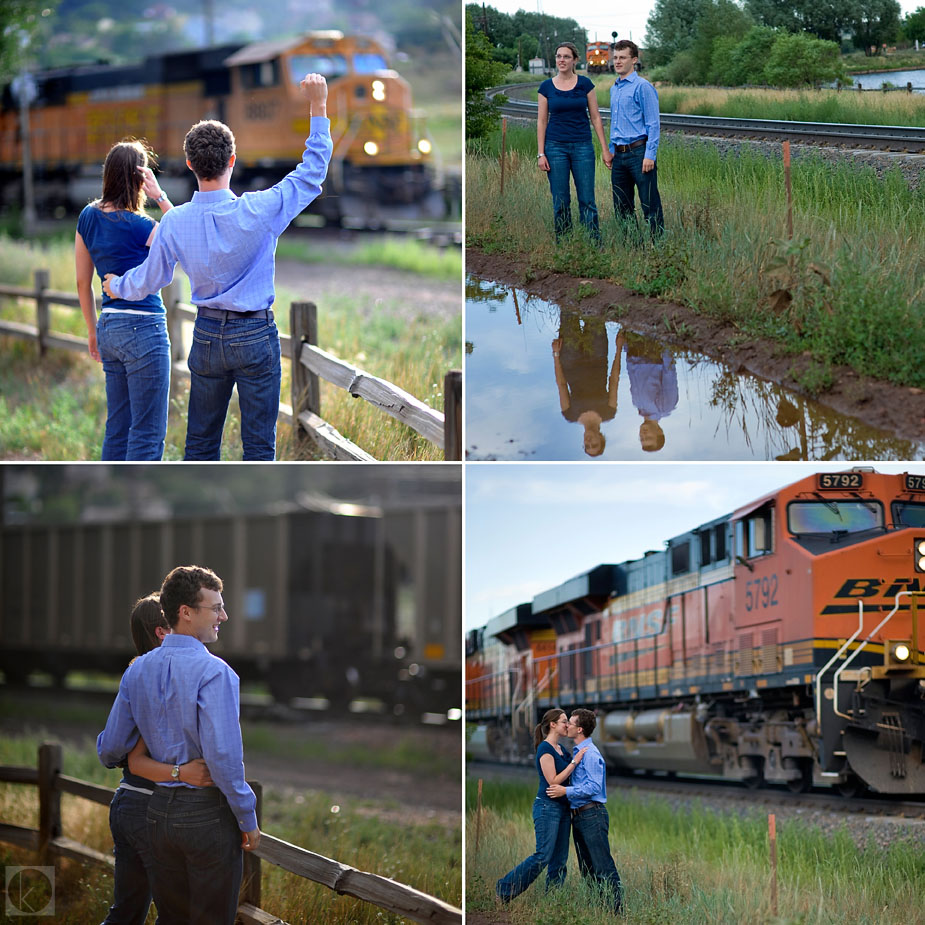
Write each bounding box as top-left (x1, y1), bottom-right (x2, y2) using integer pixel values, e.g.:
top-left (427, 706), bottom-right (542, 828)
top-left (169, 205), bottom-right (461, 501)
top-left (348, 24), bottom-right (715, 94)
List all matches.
top-left (12, 68), bottom-right (37, 238)
top-left (204, 0), bottom-right (215, 45)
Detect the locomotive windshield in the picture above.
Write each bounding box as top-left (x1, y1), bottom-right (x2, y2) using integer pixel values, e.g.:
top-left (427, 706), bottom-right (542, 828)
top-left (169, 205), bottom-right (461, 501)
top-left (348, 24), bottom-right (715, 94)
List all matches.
top-left (787, 500), bottom-right (883, 535)
top-left (288, 54), bottom-right (347, 81)
top-left (353, 53), bottom-right (389, 73)
top-left (893, 502), bottom-right (925, 527)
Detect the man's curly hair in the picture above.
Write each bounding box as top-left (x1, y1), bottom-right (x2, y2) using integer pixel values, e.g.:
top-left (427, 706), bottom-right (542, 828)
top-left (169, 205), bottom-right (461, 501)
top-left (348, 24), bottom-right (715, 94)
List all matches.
top-left (159, 565), bottom-right (223, 629)
top-left (183, 120), bottom-right (236, 181)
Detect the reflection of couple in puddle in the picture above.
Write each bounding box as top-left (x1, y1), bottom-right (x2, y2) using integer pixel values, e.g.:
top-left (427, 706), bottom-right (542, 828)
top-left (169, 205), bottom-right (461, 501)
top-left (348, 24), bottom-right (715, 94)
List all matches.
top-left (552, 312), bottom-right (678, 456)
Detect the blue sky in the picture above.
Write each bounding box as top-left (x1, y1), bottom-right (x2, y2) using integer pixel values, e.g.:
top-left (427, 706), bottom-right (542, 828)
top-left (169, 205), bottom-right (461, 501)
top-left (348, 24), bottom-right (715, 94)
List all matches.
top-left (465, 462), bottom-right (925, 630)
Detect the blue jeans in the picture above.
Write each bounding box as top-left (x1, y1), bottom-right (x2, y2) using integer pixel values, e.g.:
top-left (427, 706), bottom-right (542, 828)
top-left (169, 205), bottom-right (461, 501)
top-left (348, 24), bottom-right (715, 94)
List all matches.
top-left (185, 314), bottom-right (281, 460)
top-left (545, 139), bottom-right (600, 241)
top-left (103, 788), bottom-right (155, 925)
top-left (496, 798), bottom-right (571, 901)
top-left (97, 312), bottom-right (170, 460)
top-left (571, 802), bottom-right (623, 914)
top-left (611, 146), bottom-right (665, 236)
top-left (146, 787), bottom-right (243, 925)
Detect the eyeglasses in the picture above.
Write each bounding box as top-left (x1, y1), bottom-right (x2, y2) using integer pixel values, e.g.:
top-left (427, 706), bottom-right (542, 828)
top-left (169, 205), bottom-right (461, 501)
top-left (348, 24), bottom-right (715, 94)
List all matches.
top-left (192, 603), bottom-right (226, 616)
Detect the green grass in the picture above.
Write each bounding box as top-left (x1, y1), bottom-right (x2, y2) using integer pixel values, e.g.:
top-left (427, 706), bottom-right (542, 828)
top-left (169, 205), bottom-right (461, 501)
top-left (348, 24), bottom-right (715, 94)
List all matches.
top-left (0, 231), bottom-right (461, 460)
top-left (467, 777), bottom-right (925, 924)
top-left (467, 124), bottom-right (925, 393)
top-left (0, 730), bottom-right (460, 925)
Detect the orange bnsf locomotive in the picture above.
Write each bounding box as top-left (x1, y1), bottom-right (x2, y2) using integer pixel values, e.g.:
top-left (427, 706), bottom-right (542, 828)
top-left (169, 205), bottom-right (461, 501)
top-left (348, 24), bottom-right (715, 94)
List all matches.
top-left (586, 41), bottom-right (613, 74)
top-left (0, 32), bottom-right (443, 224)
top-left (467, 469), bottom-right (925, 795)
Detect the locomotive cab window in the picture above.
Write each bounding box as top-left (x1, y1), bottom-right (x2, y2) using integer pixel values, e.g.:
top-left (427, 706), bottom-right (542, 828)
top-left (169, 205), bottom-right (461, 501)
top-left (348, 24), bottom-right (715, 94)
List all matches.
top-left (670, 540), bottom-right (690, 575)
top-left (353, 53), bottom-right (389, 73)
top-left (241, 60), bottom-right (280, 89)
top-left (787, 500), bottom-right (883, 536)
top-left (736, 507), bottom-right (774, 559)
top-left (288, 54), bottom-right (347, 82)
top-left (893, 502), bottom-right (925, 528)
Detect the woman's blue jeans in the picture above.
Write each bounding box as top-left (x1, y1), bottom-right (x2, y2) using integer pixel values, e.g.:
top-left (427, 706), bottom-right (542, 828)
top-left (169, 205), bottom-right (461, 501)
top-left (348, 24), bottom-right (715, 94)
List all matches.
top-left (97, 312), bottom-right (170, 461)
top-left (545, 139), bottom-right (600, 241)
top-left (496, 798), bottom-right (571, 901)
top-left (103, 787), bottom-right (155, 925)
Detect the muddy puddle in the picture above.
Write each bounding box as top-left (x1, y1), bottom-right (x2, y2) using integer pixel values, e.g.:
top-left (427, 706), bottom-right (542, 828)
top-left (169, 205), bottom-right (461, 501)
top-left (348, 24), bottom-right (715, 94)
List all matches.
top-left (466, 277), bottom-right (925, 461)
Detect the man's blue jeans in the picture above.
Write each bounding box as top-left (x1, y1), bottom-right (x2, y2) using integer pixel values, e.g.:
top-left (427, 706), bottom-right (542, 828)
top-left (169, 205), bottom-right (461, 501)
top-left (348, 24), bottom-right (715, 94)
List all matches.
top-left (545, 139), bottom-right (601, 241)
top-left (97, 312), bottom-right (170, 461)
top-left (185, 313), bottom-right (281, 460)
top-left (103, 788), bottom-right (155, 925)
top-left (571, 802), bottom-right (623, 914)
top-left (611, 146), bottom-right (665, 236)
top-left (146, 786), bottom-right (243, 925)
top-left (496, 798), bottom-right (571, 901)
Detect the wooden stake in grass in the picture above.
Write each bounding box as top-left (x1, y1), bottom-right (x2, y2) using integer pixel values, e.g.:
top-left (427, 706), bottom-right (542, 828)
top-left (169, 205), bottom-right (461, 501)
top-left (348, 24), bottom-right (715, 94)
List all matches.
top-left (782, 141), bottom-right (793, 239)
top-left (500, 118), bottom-right (507, 196)
top-left (769, 812), bottom-right (778, 917)
top-left (474, 779), bottom-right (484, 867)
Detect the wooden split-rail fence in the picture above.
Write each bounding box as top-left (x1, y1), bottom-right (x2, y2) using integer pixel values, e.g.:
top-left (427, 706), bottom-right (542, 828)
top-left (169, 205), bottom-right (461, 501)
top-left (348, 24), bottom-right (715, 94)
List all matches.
top-left (0, 270), bottom-right (462, 460)
top-left (0, 743), bottom-right (462, 925)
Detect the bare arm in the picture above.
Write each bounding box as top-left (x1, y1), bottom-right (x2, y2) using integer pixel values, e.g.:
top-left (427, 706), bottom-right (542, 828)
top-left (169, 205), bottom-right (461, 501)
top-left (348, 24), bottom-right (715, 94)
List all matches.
top-left (543, 747), bottom-right (590, 789)
top-left (74, 232), bottom-right (100, 362)
top-left (552, 338), bottom-right (570, 412)
top-left (588, 86), bottom-right (613, 168)
top-left (608, 331), bottom-right (624, 409)
top-left (537, 93), bottom-right (550, 172)
top-left (300, 72), bottom-right (327, 118)
top-left (127, 735), bottom-right (214, 787)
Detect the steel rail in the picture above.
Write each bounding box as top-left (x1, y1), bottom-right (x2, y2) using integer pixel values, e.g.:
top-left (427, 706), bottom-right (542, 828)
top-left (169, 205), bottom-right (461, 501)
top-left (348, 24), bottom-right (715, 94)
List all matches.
top-left (490, 88), bottom-right (925, 151)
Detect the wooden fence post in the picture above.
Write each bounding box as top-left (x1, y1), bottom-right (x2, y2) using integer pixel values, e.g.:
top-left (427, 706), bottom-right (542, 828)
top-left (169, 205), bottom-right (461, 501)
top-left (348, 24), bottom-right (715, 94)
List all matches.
top-left (38, 742), bottom-right (62, 865)
top-left (443, 369), bottom-right (462, 460)
top-left (241, 780), bottom-right (263, 910)
top-left (290, 301), bottom-right (319, 445)
top-left (163, 279), bottom-right (185, 365)
top-left (34, 269), bottom-right (50, 357)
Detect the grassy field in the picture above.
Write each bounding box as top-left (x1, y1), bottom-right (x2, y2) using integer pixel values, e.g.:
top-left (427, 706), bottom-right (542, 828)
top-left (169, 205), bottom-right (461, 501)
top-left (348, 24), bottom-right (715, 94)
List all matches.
top-left (467, 776), bottom-right (925, 924)
top-left (0, 231), bottom-right (461, 460)
top-left (0, 728), bottom-right (460, 925)
top-left (467, 124), bottom-right (925, 393)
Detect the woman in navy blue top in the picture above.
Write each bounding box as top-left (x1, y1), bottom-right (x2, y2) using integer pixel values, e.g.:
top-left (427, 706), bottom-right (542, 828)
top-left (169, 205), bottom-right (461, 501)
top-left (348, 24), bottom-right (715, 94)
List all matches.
top-left (75, 140), bottom-right (174, 460)
top-left (496, 708), bottom-right (589, 902)
top-left (537, 42), bottom-right (612, 241)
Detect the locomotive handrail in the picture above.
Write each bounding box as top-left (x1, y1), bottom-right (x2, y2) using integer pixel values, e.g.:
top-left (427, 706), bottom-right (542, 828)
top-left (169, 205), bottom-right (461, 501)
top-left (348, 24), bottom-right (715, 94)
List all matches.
top-left (831, 591), bottom-right (919, 720)
top-left (814, 600), bottom-right (865, 726)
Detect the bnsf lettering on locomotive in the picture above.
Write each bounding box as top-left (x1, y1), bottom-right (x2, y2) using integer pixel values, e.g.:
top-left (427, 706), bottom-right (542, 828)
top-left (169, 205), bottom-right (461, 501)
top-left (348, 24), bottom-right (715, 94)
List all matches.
top-left (833, 577), bottom-right (883, 598)
top-left (611, 607), bottom-right (662, 643)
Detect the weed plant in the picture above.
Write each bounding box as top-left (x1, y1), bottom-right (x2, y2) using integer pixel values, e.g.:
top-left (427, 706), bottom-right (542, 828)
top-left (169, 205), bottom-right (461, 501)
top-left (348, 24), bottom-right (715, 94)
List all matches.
top-left (467, 125), bottom-right (925, 391)
top-left (467, 776), bottom-right (925, 924)
top-left (0, 233), bottom-right (459, 460)
top-left (0, 732), bottom-right (460, 925)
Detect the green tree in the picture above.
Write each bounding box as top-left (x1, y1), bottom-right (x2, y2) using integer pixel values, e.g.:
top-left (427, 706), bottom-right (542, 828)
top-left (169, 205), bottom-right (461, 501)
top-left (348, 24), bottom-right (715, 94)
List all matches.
top-left (906, 6), bottom-right (925, 43)
top-left (690, 0), bottom-right (753, 82)
top-left (726, 25), bottom-right (780, 84)
top-left (466, 9), bottom-right (508, 139)
top-left (0, 0), bottom-right (54, 79)
top-left (744, 0), bottom-right (899, 45)
top-left (762, 30), bottom-right (845, 86)
top-left (850, 0), bottom-right (901, 50)
top-left (645, 0), bottom-right (712, 65)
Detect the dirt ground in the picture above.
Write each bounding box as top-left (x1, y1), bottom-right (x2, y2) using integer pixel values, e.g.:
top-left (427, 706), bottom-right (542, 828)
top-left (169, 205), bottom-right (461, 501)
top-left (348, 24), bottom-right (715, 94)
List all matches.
top-left (467, 249), bottom-right (925, 444)
top-left (275, 254), bottom-right (461, 321)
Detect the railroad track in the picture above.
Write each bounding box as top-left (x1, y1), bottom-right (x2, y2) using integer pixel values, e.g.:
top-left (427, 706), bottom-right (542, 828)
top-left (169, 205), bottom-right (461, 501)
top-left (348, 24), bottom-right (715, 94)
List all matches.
top-left (467, 759), bottom-right (925, 819)
top-left (490, 85), bottom-right (925, 153)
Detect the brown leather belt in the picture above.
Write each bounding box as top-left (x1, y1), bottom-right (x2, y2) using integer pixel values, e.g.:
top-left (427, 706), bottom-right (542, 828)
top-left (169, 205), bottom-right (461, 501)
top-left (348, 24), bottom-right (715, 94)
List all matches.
top-left (571, 802), bottom-right (601, 817)
top-left (612, 137), bottom-right (647, 153)
top-left (197, 307), bottom-right (273, 321)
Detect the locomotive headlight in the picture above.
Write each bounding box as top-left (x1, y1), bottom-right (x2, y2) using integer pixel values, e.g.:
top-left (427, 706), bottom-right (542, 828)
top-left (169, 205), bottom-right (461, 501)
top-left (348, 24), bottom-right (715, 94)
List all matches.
top-left (417, 139), bottom-right (432, 154)
top-left (363, 141), bottom-right (379, 156)
top-left (893, 643), bottom-right (912, 663)
top-left (371, 80), bottom-right (386, 101)
top-left (915, 537), bottom-right (925, 572)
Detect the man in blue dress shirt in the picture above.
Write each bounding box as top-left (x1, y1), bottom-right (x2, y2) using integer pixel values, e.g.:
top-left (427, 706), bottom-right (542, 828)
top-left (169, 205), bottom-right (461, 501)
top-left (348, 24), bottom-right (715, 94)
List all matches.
top-left (98, 566), bottom-right (259, 924)
top-left (608, 40), bottom-right (664, 236)
top-left (547, 708), bottom-right (623, 915)
top-left (103, 74), bottom-right (333, 460)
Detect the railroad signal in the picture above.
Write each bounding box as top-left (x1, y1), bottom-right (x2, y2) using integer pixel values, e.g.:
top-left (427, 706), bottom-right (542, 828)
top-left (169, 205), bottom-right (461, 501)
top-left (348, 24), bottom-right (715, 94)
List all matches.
top-left (915, 537), bottom-right (925, 572)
